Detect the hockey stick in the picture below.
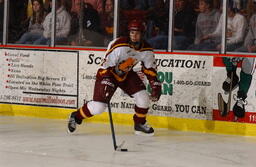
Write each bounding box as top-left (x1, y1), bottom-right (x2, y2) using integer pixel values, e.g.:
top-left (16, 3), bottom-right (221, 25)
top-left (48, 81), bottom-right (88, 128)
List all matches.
top-left (107, 102), bottom-right (128, 152)
top-left (218, 72), bottom-right (234, 116)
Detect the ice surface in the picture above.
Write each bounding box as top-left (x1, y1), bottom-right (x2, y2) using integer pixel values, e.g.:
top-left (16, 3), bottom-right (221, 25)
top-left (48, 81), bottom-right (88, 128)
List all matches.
top-left (0, 116), bottom-right (256, 167)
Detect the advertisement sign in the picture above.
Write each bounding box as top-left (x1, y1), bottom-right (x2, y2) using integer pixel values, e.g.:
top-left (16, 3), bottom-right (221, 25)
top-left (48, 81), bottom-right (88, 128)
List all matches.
top-left (212, 57), bottom-right (256, 123)
top-left (0, 49), bottom-right (78, 108)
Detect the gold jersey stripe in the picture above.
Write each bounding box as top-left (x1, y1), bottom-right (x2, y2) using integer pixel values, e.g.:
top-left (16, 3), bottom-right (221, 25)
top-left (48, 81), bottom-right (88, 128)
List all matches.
top-left (139, 48), bottom-right (153, 51)
top-left (105, 43), bottom-right (153, 57)
top-left (105, 43), bottom-right (129, 56)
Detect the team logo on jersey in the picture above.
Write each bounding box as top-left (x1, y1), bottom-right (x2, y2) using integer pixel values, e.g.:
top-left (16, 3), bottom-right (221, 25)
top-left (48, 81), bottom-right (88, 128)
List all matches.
top-left (118, 58), bottom-right (137, 72)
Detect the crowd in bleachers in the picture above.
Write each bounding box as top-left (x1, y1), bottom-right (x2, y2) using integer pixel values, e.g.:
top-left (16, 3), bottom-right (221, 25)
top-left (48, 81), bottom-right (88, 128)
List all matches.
top-left (1, 0), bottom-right (256, 52)
top-left (4, 0), bottom-right (113, 46)
top-left (118, 0), bottom-right (256, 52)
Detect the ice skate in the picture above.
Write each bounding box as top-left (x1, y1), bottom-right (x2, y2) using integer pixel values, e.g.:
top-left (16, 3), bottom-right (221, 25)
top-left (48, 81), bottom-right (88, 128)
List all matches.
top-left (67, 112), bottom-right (82, 133)
top-left (134, 122), bottom-right (154, 136)
top-left (222, 72), bottom-right (239, 94)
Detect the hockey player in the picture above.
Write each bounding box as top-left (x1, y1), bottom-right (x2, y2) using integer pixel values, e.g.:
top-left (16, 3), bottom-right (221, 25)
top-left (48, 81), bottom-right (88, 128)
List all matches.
top-left (67, 19), bottom-right (162, 136)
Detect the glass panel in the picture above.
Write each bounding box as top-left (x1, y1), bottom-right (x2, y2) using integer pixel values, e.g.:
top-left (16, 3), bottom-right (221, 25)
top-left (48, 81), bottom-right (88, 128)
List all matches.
top-left (0, 0), bottom-right (3, 44)
top-left (49, 0), bottom-right (71, 46)
top-left (227, 0), bottom-right (256, 53)
top-left (172, 0), bottom-right (198, 50)
top-left (119, 0), bottom-right (170, 50)
top-left (8, 0), bottom-right (29, 43)
top-left (183, 0), bottom-right (221, 51)
top-left (60, 0), bottom-right (113, 47)
top-left (8, 0), bottom-right (51, 45)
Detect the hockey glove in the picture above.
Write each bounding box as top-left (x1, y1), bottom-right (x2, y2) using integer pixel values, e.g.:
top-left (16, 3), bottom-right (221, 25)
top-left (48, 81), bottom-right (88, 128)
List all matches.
top-left (95, 69), bottom-right (116, 103)
top-left (149, 80), bottom-right (162, 102)
top-left (101, 77), bottom-right (116, 102)
top-left (141, 66), bottom-right (161, 101)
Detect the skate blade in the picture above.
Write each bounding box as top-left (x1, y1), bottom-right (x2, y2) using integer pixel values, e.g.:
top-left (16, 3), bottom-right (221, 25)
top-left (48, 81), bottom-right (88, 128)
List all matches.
top-left (67, 127), bottom-right (76, 134)
top-left (134, 131), bottom-right (154, 137)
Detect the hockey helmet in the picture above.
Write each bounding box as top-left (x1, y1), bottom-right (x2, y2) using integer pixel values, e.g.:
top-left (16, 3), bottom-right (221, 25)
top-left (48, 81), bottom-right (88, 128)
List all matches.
top-left (128, 19), bottom-right (145, 32)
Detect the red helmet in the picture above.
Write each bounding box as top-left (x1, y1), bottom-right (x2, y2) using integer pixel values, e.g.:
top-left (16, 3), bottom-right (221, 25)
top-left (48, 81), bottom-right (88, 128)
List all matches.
top-left (128, 20), bottom-right (145, 32)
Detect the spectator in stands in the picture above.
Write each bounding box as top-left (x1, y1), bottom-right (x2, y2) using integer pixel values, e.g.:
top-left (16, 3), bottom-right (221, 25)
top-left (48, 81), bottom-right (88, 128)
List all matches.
top-left (172, 0), bottom-right (197, 50)
top-left (229, 0), bottom-right (249, 10)
top-left (33, 0), bottom-right (71, 45)
top-left (201, 4), bottom-right (247, 51)
top-left (187, 0), bottom-right (220, 51)
top-left (16, 0), bottom-right (46, 44)
top-left (69, 2), bottom-right (103, 46)
top-left (100, 0), bottom-right (114, 46)
top-left (236, 2), bottom-right (256, 52)
top-left (0, 0), bottom-right (3, 43)
top-left (245, 0), bottom-right (255, 20)
top-left (27, 0), bottom-right (50, 16)
top-left (72, 0), bottom-right (103, 14)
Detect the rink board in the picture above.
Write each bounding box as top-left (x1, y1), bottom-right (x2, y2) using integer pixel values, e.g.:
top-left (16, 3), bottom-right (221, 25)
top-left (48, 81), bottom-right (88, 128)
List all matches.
top-left (0, 103), bottom-right (255, 136)
top-left (0, 48), bottom-right (256, 136)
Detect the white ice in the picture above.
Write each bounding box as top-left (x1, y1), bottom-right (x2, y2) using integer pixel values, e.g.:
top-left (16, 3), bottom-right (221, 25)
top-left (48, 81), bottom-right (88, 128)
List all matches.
top-left (0, 116), bottom-right (256, 167)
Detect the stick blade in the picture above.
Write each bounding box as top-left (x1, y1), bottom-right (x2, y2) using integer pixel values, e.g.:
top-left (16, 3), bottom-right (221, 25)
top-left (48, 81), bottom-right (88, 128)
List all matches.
top-left (115, 141), bottom-right (128, 152)
top-left (116, 147), bottom-right (128, 152)
top-left (218, 93), bottom-right (228, 117)
top-left (121, 148), bottom-right (128, 152)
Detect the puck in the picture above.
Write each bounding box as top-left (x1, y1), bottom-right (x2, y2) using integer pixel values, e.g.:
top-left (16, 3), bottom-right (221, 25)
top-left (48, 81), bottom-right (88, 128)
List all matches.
top-left (121, 149), bottom-right (128, 152)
